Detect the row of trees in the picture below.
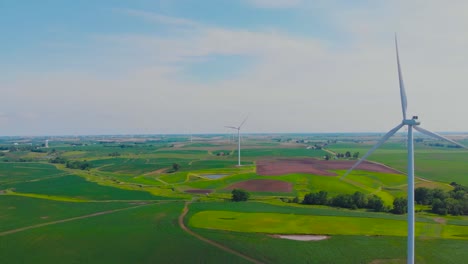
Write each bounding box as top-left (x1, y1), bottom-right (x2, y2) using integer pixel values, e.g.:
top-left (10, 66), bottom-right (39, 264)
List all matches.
top-left (335, 151), bottom-right (360, 159)
top-left (301, 191), bottom-right (387, 212)
top-left (300, 191), bottom-right (409, 215)
top-left (324, 151), bottom-right (359, 160)
top-left (49, 156), bottom-right (67, 164)
top-left (65, 160), bottom-right (92, 170)
top-left (415, 184), bottom-right (468, 215)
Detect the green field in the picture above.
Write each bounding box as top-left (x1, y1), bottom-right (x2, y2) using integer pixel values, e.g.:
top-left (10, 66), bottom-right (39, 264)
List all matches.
top-left (196, 230), bottom-right (468, 264)
top-left (0, 196), bottom-right (136, 232)
top-left (1, 133), bottom-right (467, 263)
top-left (190, 211), bottom-right (468, 239)
top-left (0, 202), bottom-right (249, 264)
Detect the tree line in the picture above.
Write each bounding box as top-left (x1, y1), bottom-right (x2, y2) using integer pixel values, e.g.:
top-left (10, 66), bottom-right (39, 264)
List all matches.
top-left (300, 191), bottom-right (388, 212)
top-left (49, 156), bottom-right (91, 170)
top-left (415, 183), bottom-right (468, 216)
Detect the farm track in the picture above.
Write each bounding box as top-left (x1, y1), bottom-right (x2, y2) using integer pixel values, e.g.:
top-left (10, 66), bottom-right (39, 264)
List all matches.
top-left (178, 201), bottom-right (264, 264)
top-left (0, 203), bottom-right (155, 236)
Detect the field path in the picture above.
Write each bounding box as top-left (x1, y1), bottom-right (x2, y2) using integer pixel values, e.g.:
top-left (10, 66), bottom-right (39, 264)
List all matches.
top-left (0, 203), bottom-right (153, 236)
top-left (178, 201), bottom-right (264, 264)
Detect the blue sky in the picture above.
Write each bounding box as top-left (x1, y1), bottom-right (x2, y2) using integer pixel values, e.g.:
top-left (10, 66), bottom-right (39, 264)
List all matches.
top-left (2, 1), bottom-right (468, 135)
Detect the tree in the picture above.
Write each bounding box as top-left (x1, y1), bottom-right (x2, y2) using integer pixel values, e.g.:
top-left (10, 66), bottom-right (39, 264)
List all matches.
top-left (431, 198), bottom-right (447, 215)
top-left (172, 163), bottom-right (180, 171)
top-left (352, 152), bottom-right (360, 159)
top-left (324, 155), bottom-right (330, 160)
top-left (352, 191), bottom-right (368, 208)
top-left (331, 194), bottom-right (354, 209)
top-left (415, 187), bottom-right (433, 205)
top-left (49, 156), bottom-right (67, 164)
top-left (432, 188), bottom-right (448, 200)
top-left (392, 197), bottom-right (407, 214)
top-left (303, 191), bottom-right (328, 205)
top-left (367, 195), bottom-right (385, 212)
top-left (345, 151), bottom-right (351, 158)
top-left (231, 189), bottom-right (250, 202)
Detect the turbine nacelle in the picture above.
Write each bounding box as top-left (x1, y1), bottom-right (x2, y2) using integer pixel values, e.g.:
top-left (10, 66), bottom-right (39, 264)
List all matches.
top-left (403, 117), bottom-right (420, 126)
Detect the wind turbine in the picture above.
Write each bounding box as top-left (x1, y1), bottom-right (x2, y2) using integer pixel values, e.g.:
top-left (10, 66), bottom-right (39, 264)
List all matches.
top-left (341, 36), bottom-right (466, 264)
top-left (225, 116), bottom-right (248, 166)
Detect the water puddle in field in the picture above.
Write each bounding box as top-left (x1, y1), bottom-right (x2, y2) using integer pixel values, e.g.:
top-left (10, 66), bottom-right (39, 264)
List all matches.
top-left (271, 235), bottom-right (330, 241)
top-left (202, 174), bottom-right (229, 179)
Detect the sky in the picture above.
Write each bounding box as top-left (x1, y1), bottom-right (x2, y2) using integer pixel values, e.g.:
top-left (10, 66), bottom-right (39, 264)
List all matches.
top-left (2, 0), bottom-right (468, 136)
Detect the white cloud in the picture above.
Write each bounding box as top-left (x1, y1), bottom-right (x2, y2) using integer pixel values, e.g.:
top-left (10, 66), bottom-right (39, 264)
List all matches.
top-left (3, 2), bottom-right (468, 135)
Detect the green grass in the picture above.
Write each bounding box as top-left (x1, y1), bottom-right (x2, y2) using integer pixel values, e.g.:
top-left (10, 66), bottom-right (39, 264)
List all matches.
top-left (89, 158), bottom-right (192, 174)
top-left (239, 148), bottom-right (327, 158)
top-left (0, 163), bottom-right (68, 184)
top-left (190, 211), bottom-right (468, 239)
top-left (187, 201), bottom-right (434, 223)
top-left (0, 196), bottom-right (135, 232)
top-left (0, 202), bottom-right (249, 264)
top-left (4, 175), bottom-right (167, 200)
top-left (159, 172), bottom-right (189, 184)
top-left (195, 230), bottom-right (468, 264)
top-left (327, 141), bottom-right (468, 185)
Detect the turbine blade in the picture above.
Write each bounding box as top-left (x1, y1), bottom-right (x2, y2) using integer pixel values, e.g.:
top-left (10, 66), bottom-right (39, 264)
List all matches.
top-left (414, 126), bottom-right (467, 149)
top-left (238, 115), bottom-right (249, 129)
top-left (341, 123), bottom-right (404, 179)
top-left (225, 126), bottom-right (238, 130)
top-left (395, 35), bottom-right (408, 120)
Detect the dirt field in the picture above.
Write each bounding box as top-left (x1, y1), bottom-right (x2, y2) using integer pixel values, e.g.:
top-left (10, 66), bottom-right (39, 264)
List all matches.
top-left (184, 189), bottom-right (213, 194)
top-left (256, 158), bottom-right (400, 176)
top-left (225, 179), bottom-right (292, 192)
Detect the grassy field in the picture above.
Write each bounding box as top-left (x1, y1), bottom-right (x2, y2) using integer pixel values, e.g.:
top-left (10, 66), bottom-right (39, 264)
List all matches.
top-left (3, 174), bottom-right (167, 201)
top-left (0, 163), bottom-right (69, 184)
top-left (1, 133), bottom-right (467, 263)
top-left (0, 202), bottom-right (249, 264)
top-left (190, 211), bottom-right (468, 239)
top-left (187, 201), bottom-right (468, 263)
top-left (196, 230), bottom-right (468, 264)
top-left (0, 196), bottom-right (136, 232)
top-left (327, 141), bottom-right (468, 185)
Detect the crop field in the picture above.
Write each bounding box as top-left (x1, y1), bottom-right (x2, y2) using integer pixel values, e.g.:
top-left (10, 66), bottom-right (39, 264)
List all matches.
top-left (1, 133), bottom-right (467, 263)
top-left (0, 202), bottom-right (249, 264)
top-left (196, 230), bottom-right (468, 264)
top-left (190, 211), bottom-right (468, 239)
top-left (0, 196), bottom-right (136, 232)
top-left (327, 141), bottom-right (468, 185)
top-left (3, 175), bottom-right (166, 200)
top-left (0, 163), bottom-right (69, 184)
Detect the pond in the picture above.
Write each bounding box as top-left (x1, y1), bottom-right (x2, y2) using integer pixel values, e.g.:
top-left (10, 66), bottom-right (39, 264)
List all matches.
top-left (202, 174), bottom-right (229, 179)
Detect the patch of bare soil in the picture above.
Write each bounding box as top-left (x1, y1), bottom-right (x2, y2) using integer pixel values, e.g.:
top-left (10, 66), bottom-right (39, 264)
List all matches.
top-left (270, 235), bottom-right (330, 241)
top-left (434, 217), bottom-right (447, 224)
top-left (257, 158), bottom-right (401, 176)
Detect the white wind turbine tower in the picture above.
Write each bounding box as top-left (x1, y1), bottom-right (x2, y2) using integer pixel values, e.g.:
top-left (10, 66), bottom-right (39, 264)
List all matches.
top-left (225, 116), bottom-right (248, 166)
top-left (341, 36), bottom-right (466, 264)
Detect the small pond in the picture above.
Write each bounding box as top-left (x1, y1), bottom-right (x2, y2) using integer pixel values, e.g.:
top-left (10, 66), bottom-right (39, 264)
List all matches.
top-left (202, 174), bottom-right (229, 179)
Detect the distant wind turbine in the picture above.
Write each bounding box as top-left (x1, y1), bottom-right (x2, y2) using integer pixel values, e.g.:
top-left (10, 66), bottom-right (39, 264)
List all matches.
top-left (341, 36), bottom-right (466, 264)
top-left (225, 116), bottom-right (249, 166)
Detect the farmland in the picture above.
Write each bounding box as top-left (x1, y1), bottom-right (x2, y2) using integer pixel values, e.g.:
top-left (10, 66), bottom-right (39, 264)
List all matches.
top-left (0, 133), bottom-right (467, 263)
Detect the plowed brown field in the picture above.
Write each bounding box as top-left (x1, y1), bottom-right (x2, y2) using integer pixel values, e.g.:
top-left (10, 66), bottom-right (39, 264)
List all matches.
top-left (256, 158), bottom-right (400, 176)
